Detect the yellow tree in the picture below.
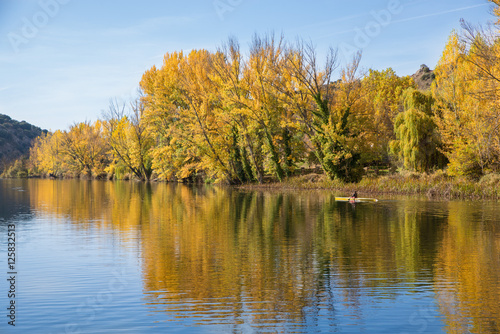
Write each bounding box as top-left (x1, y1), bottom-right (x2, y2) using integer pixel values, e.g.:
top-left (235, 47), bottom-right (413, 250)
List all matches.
top-left (321, 53), bottom-right (368, 182)
top-left (178, 49), bottom-right (236, 183)
top-left (60, 121), bottom-right (110, 178)
top-left (360, 68), bottom-right (415, 163)
top-left (280, 41), bottom-right (368, 181)
top-left (211, 38), bottom-right (263, 183)
top-left (458, 3), bottom-right (500, 174)
top-left (29, 130), bottom-right (65, 176)
top-left (140, 52), bottom-right (194, 181)
top-left (102, 98), bottom-right (154, 181)
top-left (433, 31), bottom-right (500, 177)
top-left (242, 34), bottom-right (294, 181)
top-left (281, 40), bottom-right (339, 176)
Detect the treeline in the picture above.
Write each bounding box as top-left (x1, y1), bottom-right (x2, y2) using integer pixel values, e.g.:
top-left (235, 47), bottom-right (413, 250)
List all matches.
top-left (27, 3), bottom-right (500, 183)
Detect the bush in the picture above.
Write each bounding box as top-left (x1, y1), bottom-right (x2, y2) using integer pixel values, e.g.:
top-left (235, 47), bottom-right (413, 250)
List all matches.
top-left (478, 173), bottom-right (500, 187)
top-left (429, 169), bottom-right (449, 182)
top-left (1, 159), bottom-right (28, 178)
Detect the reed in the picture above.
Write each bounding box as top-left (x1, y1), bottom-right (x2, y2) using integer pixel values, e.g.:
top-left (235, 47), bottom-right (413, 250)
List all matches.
top-left (246, 171), bottom-right (500, 200)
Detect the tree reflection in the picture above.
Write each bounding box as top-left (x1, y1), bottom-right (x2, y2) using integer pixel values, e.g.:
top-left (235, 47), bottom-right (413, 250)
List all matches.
top-left (25, 180), bottom-right (500, 332)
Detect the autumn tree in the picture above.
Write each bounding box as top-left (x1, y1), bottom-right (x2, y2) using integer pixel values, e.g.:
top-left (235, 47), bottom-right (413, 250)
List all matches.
top-left (141, 49), bottom-right (245, 183)
top-left (178, 49), bottom-right (238, 183)
top-left (59, 121), bottom-right (110, 178)
top-left (242, 34), bottom-right (303, 181)
top-left (432, 29), bottom-right (500, 177)
top-left (320, 53), bottom-right (368, 182)
top-left (390, 88), bottom-right (445, 172)
top-left (281, 40), bottom-right (339, 178)
top-left (282, 42), bottom-right (367, 182)
top-left (29, 130), bottom-right (65, 177)
top-left (360, 68), bottom-right (415, 163)
top-left (211, 38), bottom-right (263, 183)
top-left (140, 52), bottom-right (192, 181)
top-left (102, 97), bottom-right (154, 181)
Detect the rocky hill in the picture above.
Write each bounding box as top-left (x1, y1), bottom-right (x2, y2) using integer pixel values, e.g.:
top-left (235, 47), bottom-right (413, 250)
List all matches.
top-left (0, 114), bottom-right (46, 172)
top-left (412, 64), bottom-right (435, 90)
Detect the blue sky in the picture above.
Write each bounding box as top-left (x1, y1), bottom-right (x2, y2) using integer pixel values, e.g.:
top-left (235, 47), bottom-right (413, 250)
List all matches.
top-left (0, 0), bottom-right (495, 131)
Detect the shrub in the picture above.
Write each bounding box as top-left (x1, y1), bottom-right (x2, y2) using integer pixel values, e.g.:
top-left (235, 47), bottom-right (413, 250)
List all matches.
top-left (478, 173), bottom-right (500, 187)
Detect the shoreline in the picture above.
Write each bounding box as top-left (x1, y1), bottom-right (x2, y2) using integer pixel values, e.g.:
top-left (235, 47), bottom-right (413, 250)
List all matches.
top-left (2, 171), bottom-right (499, 200)
top-left (234, 172), bottom-right (500, 200)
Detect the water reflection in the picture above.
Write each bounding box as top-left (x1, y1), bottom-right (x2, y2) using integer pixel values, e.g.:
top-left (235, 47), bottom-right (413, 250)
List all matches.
top-left (12, 179), bottom-right (500, 332)
top-left (0, 179), bottom-right (32, 220)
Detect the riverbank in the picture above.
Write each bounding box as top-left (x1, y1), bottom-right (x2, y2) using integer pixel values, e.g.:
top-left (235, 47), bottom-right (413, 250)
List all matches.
top-left (237, 171), bottom-right (500, 200)
top-left (2, 169), bottom-right (499, 200)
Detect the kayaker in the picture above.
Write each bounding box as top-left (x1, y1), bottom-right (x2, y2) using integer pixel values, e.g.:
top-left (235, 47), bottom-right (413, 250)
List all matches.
top-left (349, 191), bottom-right (358, 201)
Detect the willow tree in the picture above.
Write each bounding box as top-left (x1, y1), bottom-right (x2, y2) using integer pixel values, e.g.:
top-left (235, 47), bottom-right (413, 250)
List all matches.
top-left (390, 88), bottom-right (445, 172)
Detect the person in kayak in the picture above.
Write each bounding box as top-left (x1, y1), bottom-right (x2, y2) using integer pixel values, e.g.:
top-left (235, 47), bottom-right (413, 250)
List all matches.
top-left (349, 191), bottom-right (358, 202)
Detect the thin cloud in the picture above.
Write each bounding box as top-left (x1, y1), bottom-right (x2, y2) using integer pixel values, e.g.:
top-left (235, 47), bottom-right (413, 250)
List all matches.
top-left (393, 4), bottom-right (489, 24)
top-left (315, 3), bottom-right (489, 41)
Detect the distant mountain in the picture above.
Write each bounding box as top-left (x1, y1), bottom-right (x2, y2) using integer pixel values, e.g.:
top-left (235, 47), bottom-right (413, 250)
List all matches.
top-left (0, 114), bottom-right (46, 171)
top-left (412, 64), bottom-right (435, 91)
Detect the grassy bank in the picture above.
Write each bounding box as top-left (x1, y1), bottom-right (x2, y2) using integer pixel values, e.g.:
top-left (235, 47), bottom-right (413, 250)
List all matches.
top-left (3, 165), bottom-right (499, 200)
top-left (238, 171), bottom-right (500, 200)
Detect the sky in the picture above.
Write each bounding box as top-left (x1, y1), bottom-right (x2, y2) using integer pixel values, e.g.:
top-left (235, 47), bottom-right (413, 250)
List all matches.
top-left (0, 0), bottom-right (496, 131)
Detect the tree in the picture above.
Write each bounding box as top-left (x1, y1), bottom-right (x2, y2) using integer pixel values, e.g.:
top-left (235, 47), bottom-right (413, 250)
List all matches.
top-left (178, 49), bottom-right (237, 183)
top-left (59, 121), bottom-right (110, 178)
top-left (390, 88), bottom-right (445, 172)
top-left (281, 40), bottom-right (340, 178)
top-left (140, 52), bottom-right (192, 181)
top-left (320, 52), bottom-right (368, 182)
top-left (211, 37), bottom-right (263, 183)
top-left (432, 29), bottom-right (500, 177)
top-left (242, 34), bottom-right (295, 181)
top-left (29, 130), bottom-right (65, 176)
top-left (360, 68), bottom-right (415, 163)
top-left (102, 97), bottom-right (154, 181)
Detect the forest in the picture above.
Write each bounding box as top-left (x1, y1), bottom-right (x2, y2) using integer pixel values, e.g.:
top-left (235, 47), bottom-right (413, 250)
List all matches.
top-left (10, 1), bottom-right (500, 190)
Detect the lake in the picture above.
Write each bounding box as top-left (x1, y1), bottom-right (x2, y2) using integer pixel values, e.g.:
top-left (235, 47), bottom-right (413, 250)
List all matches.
top-left (0, 178), bottom-right (499, 333)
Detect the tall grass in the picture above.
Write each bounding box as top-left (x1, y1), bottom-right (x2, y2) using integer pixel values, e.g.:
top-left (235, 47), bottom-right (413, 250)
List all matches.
top-left (244, 171), bottom-right (500, 199)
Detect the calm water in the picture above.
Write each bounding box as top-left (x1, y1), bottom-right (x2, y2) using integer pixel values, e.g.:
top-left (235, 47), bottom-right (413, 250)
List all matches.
top-left (0, 179), bottom-right (499, 333)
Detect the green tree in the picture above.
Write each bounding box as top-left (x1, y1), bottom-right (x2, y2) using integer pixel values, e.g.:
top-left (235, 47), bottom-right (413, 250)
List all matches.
top-left (390, 88), bottom-right (445, 172)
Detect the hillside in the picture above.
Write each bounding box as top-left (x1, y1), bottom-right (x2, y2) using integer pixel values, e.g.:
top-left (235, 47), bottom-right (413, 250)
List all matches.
top-left (0, 114), bottom-right (46, 171)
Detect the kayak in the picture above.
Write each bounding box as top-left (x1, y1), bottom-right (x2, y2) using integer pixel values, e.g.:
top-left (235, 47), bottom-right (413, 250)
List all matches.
top-left (335, 197), bottom-right (378, 203)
